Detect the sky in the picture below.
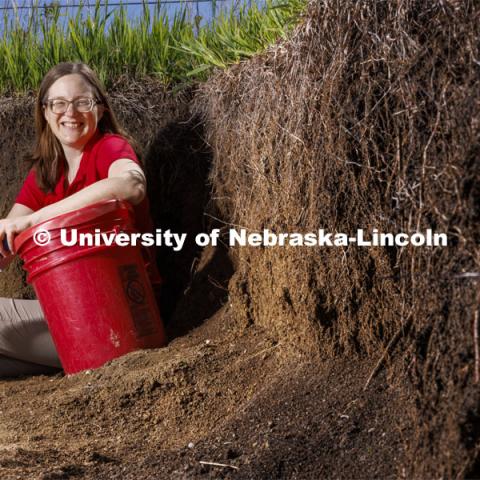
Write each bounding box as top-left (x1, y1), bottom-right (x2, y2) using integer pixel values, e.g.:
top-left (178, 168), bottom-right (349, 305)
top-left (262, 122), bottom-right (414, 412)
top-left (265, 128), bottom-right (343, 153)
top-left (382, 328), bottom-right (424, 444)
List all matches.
top-left (0, 0), bottom-right (247, 30)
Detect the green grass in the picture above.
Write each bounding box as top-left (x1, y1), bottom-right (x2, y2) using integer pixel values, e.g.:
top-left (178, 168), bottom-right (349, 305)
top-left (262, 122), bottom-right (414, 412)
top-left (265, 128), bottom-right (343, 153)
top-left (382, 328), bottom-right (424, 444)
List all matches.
top-left (0, 0), bottom-right (306, 94)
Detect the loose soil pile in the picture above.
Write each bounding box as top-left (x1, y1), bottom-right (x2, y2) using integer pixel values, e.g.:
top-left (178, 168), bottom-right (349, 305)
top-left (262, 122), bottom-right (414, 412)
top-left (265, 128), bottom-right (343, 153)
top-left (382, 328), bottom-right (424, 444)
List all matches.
top-left (0, 0), bottom-right (478, 478)
top-left (0, 308), bottom-right (412, 480)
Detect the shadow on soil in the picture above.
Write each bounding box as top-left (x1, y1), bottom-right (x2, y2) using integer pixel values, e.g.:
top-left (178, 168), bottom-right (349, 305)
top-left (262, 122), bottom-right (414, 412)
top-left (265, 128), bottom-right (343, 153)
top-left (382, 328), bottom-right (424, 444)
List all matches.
top-left (143, 119), bottom-right (233, 340)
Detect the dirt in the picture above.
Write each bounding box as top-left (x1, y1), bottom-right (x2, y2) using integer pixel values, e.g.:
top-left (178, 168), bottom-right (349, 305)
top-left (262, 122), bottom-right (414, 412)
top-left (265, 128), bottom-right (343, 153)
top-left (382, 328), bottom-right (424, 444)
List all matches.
top-left (0, 300), bottom-right (413, 480)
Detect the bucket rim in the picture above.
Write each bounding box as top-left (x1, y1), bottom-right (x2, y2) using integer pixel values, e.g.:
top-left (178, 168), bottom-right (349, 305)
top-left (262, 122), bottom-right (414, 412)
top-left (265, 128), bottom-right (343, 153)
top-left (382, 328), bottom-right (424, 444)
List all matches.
top-left (14, 199), bottom-right (133, 253)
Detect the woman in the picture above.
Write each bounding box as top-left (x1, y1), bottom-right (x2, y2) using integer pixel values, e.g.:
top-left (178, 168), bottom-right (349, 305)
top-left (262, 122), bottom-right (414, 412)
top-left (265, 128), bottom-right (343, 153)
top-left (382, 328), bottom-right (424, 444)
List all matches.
top-left (0, 62), bottom-right (158, 377)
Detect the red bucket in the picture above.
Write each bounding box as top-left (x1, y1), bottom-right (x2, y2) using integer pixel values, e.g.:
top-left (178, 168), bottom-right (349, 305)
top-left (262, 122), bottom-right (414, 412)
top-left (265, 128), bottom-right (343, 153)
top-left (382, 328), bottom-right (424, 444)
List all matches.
top-left (14, 199), bottom-right (166, 374)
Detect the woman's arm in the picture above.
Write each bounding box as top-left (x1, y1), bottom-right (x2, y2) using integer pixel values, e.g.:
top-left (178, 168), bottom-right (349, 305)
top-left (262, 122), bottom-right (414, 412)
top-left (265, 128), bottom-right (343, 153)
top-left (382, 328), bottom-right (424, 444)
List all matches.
top-left (7, 203), bottom-right (34, 219)
top-left (31, 159), bottom-right (146, 225)
top-left (0, 159), bottom-right (146, 254)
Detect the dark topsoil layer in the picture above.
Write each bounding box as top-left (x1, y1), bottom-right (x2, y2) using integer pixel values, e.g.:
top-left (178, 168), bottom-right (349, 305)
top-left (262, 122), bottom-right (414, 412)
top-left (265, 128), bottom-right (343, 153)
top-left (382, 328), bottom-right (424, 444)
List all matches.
top-left (0, 307), bottom-right (413, 480)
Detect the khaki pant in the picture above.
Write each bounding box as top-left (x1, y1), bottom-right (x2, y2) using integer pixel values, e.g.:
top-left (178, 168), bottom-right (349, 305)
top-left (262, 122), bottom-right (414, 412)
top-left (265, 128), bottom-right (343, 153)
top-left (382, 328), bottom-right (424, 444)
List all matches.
top-left (0, 298), bottom-right (61, 377)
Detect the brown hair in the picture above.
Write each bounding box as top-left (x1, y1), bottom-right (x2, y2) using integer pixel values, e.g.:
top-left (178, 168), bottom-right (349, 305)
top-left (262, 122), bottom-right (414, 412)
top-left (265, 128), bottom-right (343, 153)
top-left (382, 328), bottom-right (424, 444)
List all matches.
top-left (28, 62), bottom-right (135, 192)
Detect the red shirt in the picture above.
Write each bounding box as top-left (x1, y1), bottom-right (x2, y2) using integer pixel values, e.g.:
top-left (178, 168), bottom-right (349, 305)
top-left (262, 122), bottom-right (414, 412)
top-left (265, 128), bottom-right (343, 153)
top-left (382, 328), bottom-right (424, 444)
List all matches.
top-left (16, 131), bottom-right (152, 235)
top-left (16, 131), bottom-right (161, 285)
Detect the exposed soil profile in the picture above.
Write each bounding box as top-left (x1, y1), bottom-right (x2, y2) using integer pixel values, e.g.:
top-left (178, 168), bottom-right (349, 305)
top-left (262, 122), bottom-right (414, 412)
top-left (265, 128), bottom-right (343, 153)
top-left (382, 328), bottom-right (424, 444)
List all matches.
top-left (0, 0), bottom-right (479, 478)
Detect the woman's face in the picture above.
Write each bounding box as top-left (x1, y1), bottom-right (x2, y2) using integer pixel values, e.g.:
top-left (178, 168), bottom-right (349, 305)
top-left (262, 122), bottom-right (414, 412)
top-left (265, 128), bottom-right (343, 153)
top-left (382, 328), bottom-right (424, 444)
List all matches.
top-left (44, 73), bottom-right (104, 153)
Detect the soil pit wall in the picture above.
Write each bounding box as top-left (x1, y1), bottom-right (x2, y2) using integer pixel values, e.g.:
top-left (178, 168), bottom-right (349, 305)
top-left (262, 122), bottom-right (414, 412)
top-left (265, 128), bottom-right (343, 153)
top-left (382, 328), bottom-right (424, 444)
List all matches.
top-left (195, 1), bottom-right (479, 477)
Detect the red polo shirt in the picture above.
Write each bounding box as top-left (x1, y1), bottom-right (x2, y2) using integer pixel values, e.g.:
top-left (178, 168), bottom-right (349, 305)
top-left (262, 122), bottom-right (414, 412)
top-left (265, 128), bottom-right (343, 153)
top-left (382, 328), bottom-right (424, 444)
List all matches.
top-left (16, 131), bottom-right (152, 235)
top-left (16, 132), bottom-right (161, 284)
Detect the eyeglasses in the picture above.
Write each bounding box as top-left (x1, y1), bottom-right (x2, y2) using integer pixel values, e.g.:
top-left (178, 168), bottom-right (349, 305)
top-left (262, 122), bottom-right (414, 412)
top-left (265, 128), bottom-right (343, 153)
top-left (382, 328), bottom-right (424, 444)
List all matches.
top-left (45, 97), bottom-right (101, 114)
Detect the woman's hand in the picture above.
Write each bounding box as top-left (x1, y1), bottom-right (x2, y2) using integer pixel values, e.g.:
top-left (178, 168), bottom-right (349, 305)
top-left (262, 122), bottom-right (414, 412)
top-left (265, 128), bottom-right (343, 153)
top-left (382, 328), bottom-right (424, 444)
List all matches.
top-left (0, 215), bottom-right (34, 255)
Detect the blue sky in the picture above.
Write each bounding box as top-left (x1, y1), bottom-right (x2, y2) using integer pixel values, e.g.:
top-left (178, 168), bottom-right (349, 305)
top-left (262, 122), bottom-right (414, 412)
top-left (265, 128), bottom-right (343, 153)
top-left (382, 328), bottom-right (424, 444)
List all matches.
top-left (0, 0), bottom-right (247, 30)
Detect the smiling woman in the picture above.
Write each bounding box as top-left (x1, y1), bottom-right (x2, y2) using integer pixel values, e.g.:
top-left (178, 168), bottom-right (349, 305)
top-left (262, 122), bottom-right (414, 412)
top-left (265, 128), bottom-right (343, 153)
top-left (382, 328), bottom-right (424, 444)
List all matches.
top-left (0, 62), bottom-right (160, 377)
